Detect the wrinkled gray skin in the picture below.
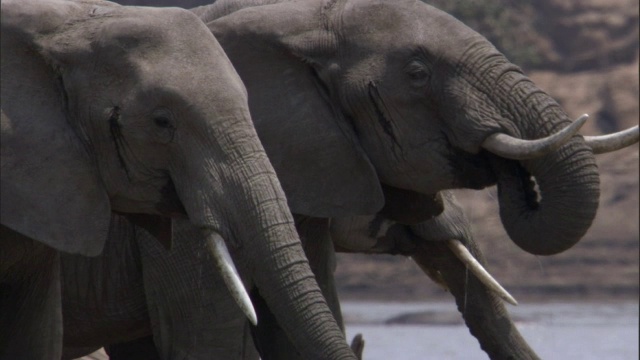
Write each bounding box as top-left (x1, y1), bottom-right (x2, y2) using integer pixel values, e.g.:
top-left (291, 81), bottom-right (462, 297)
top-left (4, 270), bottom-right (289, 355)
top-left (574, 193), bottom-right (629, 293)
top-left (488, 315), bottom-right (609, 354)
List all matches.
top-left (195, 0), bottom-right (600, 357)
top-left (195, 0), bottom-right (601, 255)
top-left (61, 0), bottom-right (610, 359)
top-left (63, 192), bottom-right (538, 360)
top-left (331, 191), bottom-right (541, 360)
top-left (61, 215), bottom-right (262, 360)
top-left (0, 1), bottom-right (356, 359)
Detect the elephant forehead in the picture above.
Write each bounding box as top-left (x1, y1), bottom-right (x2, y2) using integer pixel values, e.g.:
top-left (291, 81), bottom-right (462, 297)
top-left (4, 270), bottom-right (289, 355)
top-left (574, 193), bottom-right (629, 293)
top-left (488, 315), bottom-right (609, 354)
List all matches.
top-left (84, 8), bottom-right (242, 99)
top-left (337, 0), bottom-right (480, 54)
top-left (93, 9), bottom-right (213, 54)
top-left (340, 0), bottom-right (415, 40)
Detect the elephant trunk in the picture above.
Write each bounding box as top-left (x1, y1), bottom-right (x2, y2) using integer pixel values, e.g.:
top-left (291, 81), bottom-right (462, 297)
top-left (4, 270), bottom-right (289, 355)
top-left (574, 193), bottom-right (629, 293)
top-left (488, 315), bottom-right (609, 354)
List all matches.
top-left (412, 239), bottom-right (541, 359)
top-left (486, 70), bottom-right (600, 255)
top-left (175, 117), bottom-right (356, 359)
top-left (230, 170), bottom-right (355, 360)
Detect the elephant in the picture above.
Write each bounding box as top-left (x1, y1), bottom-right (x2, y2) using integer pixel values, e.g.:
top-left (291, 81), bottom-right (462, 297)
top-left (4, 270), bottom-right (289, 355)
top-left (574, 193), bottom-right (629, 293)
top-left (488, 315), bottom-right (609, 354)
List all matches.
top-left (0, 1), bottom-right (358, 359)
top-left (191, 0), bottom-right (638, 357)
top-left (60, 0), bottom-right (638, 359)
top-left (192, 0), bottom-right (637, 256)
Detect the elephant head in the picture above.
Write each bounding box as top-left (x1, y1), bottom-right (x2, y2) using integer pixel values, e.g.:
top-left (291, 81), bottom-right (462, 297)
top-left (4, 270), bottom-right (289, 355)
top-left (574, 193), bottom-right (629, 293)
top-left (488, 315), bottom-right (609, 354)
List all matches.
top-left (201, 0), bottom-right (637, 256)
top-left (1, 1), bottom-right (356, 358)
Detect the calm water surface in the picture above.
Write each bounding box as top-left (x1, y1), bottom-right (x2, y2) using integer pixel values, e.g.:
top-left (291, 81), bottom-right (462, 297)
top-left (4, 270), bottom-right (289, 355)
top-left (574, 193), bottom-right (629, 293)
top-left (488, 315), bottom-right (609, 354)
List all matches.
top-left (342, 301), bottom-right (639, 360)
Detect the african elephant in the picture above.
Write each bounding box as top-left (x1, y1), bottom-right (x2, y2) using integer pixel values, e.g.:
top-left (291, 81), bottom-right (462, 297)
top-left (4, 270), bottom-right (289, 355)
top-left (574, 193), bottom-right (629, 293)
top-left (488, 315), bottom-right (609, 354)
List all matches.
top-left (62, 0), bottom-right (637, 359)
top-left (0, 1), bottom-right (357, 359)
top-left (194, 0), bottom-right (638, 255)
top-left (190, 0), bottom-right (637, 356)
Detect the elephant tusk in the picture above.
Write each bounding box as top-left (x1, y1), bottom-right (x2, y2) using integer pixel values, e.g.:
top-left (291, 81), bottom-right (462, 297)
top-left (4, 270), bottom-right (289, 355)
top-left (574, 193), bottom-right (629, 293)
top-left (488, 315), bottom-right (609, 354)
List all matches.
top-left (482, 114), bottom-right (588, 160)
top-left (205, 231), bottom-right (258, 326)
top-left (584, 125), bottom-right (639, 154)
top-left (446, 239), bottom-right (518, 306)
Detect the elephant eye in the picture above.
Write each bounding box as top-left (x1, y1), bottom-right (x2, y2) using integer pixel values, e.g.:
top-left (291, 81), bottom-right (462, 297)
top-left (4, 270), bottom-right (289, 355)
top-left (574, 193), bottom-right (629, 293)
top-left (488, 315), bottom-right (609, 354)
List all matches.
top-left (151, 109), bottom-right (176, 143)
top-left (406, 60), bottom-right (430, 84)
top-left (408, 68), bottom-right (427, 79)
top-left (154, 115), bottom-right (173, 129)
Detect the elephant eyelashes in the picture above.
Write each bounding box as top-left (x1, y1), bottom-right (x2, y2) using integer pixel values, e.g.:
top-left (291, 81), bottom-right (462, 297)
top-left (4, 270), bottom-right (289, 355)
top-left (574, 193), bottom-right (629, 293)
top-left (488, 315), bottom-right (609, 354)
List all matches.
top-left (407, 67), bottom-right (428, 80)
top-left (405, 59), bottom-right (430, 85)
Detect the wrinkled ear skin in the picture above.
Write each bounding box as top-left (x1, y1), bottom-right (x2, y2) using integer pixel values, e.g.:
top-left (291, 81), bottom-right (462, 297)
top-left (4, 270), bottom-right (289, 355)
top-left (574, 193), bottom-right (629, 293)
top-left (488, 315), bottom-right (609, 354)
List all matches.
top-left (1, 0), bottom-right (111, 256)
top-left (207, 3), bottom-right (384, 218)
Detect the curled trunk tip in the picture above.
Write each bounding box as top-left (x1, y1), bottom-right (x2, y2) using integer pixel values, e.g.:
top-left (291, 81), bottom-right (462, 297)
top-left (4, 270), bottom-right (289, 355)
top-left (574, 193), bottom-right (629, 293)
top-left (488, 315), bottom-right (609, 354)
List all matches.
top-left (491, 141), bottom-right (600, 256)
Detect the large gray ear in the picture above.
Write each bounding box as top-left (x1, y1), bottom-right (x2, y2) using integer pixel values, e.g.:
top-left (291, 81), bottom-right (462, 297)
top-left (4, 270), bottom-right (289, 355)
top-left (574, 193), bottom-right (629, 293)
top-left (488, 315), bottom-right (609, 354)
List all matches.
top-left (1, 0), bottom-right (111, 256)
top-left (207, 2), bottom-right (383, 217)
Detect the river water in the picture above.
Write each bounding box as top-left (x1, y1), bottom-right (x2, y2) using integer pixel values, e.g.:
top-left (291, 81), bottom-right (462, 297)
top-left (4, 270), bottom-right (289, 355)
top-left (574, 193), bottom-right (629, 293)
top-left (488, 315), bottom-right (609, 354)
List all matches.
top-left (342, 301), bottom-right (639, 360)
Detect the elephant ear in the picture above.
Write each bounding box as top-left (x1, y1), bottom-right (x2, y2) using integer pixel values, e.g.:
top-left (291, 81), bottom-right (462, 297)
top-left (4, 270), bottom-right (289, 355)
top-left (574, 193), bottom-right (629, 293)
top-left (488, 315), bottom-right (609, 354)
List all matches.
top-left (0, 0), bottom-right (111, 256)
top-left (207, 2), bottom-right (384, 218)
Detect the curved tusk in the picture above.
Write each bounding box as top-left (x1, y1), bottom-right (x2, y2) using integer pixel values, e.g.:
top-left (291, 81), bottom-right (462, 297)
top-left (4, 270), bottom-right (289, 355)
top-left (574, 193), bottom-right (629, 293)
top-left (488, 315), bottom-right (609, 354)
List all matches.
top-left (482, 114), bottom-right (589, 160)
top-left (447, 239), bottom-right (518, 306)
top-left (584, 125), bottom-right (639, 154)
top-left (205, 231), bottom-right (258, 326)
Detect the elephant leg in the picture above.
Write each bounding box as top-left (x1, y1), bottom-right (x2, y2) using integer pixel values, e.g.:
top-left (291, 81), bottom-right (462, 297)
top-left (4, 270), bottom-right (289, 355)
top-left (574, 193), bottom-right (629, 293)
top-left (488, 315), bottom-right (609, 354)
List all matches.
top-left (251, 215), bottom-right (342, 360)
top-left (0, 226), bottom-right (62, 360)
top-left (139, 218), bottom-right (259, 360)
top-left (411, 238), bottom-right (540, 360)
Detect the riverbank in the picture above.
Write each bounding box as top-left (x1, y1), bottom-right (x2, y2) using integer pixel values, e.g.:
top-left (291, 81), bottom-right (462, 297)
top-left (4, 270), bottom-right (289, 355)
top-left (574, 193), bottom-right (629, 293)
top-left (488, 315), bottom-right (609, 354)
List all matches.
top-left (343, 301), bottom-right (639, 360)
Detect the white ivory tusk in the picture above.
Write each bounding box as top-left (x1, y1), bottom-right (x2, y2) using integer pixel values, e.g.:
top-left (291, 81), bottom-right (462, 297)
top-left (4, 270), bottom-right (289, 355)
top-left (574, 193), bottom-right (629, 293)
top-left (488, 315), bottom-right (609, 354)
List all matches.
top-left (205, 231), bottom-right (258, 326)
top-left (584, 125), bottom-right (639, 154)
top-left (447, 239), bottom-right (518, 306)
top-left (482, 114), bottom-right (588, 160)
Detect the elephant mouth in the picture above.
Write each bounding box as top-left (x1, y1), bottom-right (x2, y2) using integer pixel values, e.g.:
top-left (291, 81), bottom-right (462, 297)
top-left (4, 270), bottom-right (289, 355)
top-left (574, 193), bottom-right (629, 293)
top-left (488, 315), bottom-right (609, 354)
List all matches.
top-left (155, 178), bottom-right (187, 217)
top-left (488, 155), bottom-right (543, 211)
top-left (452, 150), bottom-right (541, 210)
top-left (496, 158), bottom-right (540, 210)
top-left (450, 149), bottom-right (497, 190)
